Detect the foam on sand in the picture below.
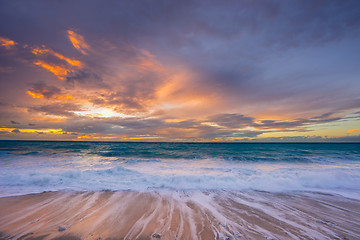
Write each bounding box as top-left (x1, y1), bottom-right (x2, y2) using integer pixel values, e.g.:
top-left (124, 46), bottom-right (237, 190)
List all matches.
top-left (0, 190), bottom-right (359, 240)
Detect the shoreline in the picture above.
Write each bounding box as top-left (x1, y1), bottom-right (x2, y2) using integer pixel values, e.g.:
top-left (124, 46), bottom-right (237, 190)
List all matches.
top-left (1, 190), bottom-right (359, 240)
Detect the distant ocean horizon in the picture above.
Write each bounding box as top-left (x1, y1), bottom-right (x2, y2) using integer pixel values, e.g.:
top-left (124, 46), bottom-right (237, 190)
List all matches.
top-left (1, 140), bottom-right (360, 143)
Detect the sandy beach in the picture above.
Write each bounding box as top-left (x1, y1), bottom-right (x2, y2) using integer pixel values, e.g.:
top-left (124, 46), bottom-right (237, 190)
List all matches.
top-left (0, 190), bottom-right (359, 240)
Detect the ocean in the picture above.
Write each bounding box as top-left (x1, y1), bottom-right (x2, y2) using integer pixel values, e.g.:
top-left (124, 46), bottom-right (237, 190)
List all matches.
top-left (1, 141), bottom-right (359, 198)
top-left (1, 141), bottom-right (360, 239)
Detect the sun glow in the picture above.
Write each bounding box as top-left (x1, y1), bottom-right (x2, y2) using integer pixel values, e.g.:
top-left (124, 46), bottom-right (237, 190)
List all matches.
top-left (73, 105), bottom-right (134, 118)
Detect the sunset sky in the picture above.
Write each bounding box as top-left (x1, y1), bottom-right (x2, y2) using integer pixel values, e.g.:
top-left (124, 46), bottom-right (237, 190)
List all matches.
top-left (0, 0), bottom-right (359, 142)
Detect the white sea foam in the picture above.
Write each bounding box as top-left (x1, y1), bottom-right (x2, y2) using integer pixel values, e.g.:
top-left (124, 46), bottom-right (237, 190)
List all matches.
top-left (1, 153), bottom-right (360, 199)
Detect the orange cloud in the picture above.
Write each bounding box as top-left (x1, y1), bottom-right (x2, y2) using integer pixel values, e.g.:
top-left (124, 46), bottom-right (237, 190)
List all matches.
top-left (126, 136), bottom-right (164, 140)
top-left (26, 90), bottom-right (73, 100)
top-left (32, 47), bottom-right (82, 67)
top-left (52, 95), bottom-right (73, 100)
top-left (33, 60), bottom-right (71, 80)
top-left (0, 128), bottom-right (64, 134)
top-left (26, 90), bottom-right (44, 99)
top-left (123, 134), bottom-right (164, 140)
top-left (347, 129), bottom-right (359, 133)
top-left (0, 37), bottom-right (16, 49)
top-left (67, 30), bottom-right (89, 55)
top-left (155, 71), bottom-right (216, 115)
top-left (29, 117), bottom-right (65, 122)
top-left (74, 135), bottom-right (117, 140)
top-left (164, 118), bottom-right (187, 123)
top-left (135, 50), bottom-right (165, 72)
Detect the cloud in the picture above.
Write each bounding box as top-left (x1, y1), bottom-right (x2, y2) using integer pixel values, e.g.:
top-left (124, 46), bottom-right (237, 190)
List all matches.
top-left (74, 135), bottom-right (117, 140)
top-left (30, 45), bottom-right (84, 80)
top-left (27, 82), bottom-right (72, 99)
top-left (1, 127), bottom-right (64, 134)
top-left (209, 114), bottom-right (255, 129)
top-left (0, 37), bottom-right (16, 49)
top-left (251, 135), bottom-right (360, 143)
top-left (32, 47), bottom-right (82, 67)
top-left (65, 70), bottom-right (103, 86)
top-left (33, 60), bottom-right (71, 80)
top-left (0, 0), bottom-right (359, 141)
top-left (252, 114), bottom-right (342, 130)
top-left (85, 49), bottom-right (175, 113)
top-left (10, 120), bottom-right (19, 124)
top-left (203, 112), bottom-right (343, 132)
top-left (67, 30), bottom-right (89, 55)
top-left (0, 38), bottom-right (84, 81)
top-left (347, 129), bottom-right (359, 133)
top-left (0, 66), bottom-right (13, 74)
top-left (29, 103), bottom-right (83, 117)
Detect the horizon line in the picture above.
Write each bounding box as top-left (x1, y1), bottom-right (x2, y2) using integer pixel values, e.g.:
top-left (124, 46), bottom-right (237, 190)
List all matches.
top-left (0, 140), bottom-right (359, 144)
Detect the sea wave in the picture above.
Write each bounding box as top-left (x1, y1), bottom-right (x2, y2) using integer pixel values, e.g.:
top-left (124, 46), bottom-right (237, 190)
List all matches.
top-left (1, 152), bottom-right (360, 198)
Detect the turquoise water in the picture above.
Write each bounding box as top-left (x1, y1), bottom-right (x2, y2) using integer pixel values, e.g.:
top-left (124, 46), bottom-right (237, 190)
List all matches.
top-left (0, 141), bottom-right (359, 198)
top-left (1, 141), bottom-right (359, 161)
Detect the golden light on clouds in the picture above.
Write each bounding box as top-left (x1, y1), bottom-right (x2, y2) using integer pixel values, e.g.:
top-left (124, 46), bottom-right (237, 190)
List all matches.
top-left (164, 119), bottom-right (187, 123)
top-left (74, 135), bottom-right (117, 140)
top-left (0, 5), bottom-right (359, 143)
top-left (67, 30), bottom-right (89, 55)
top-left (0, 128), bottom-right (64, 134)
top-left (134, 50), bottom-right (165, 72)
top-left (32, 47), bottom-right (82, 67)
top-left (29, 117), bottom-right (66, 122)
top-left (73, 105), bottom-right (132, 118)
top-left (155, 71), bottom-right (217, 117)
top-left (33, 60), bottom-right (70, 80)
top-left (26, 90), bottom-right (73, 100)
top-left (200, 122), bottom-right (222, 127)
top-left (0, 37), bottom-right (16, 49)
top-left (26, 90), bottom-right (43, 99)
top-left (124, 136), bottom-right (164, 140)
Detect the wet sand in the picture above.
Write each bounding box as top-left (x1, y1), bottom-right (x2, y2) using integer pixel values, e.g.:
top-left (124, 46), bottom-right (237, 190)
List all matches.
top-left (0, 190), bottom-right (359, 240)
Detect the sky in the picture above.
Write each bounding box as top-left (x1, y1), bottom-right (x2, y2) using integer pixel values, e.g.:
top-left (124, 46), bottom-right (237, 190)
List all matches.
top-left (0, 0), bottom-right (360, 142)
